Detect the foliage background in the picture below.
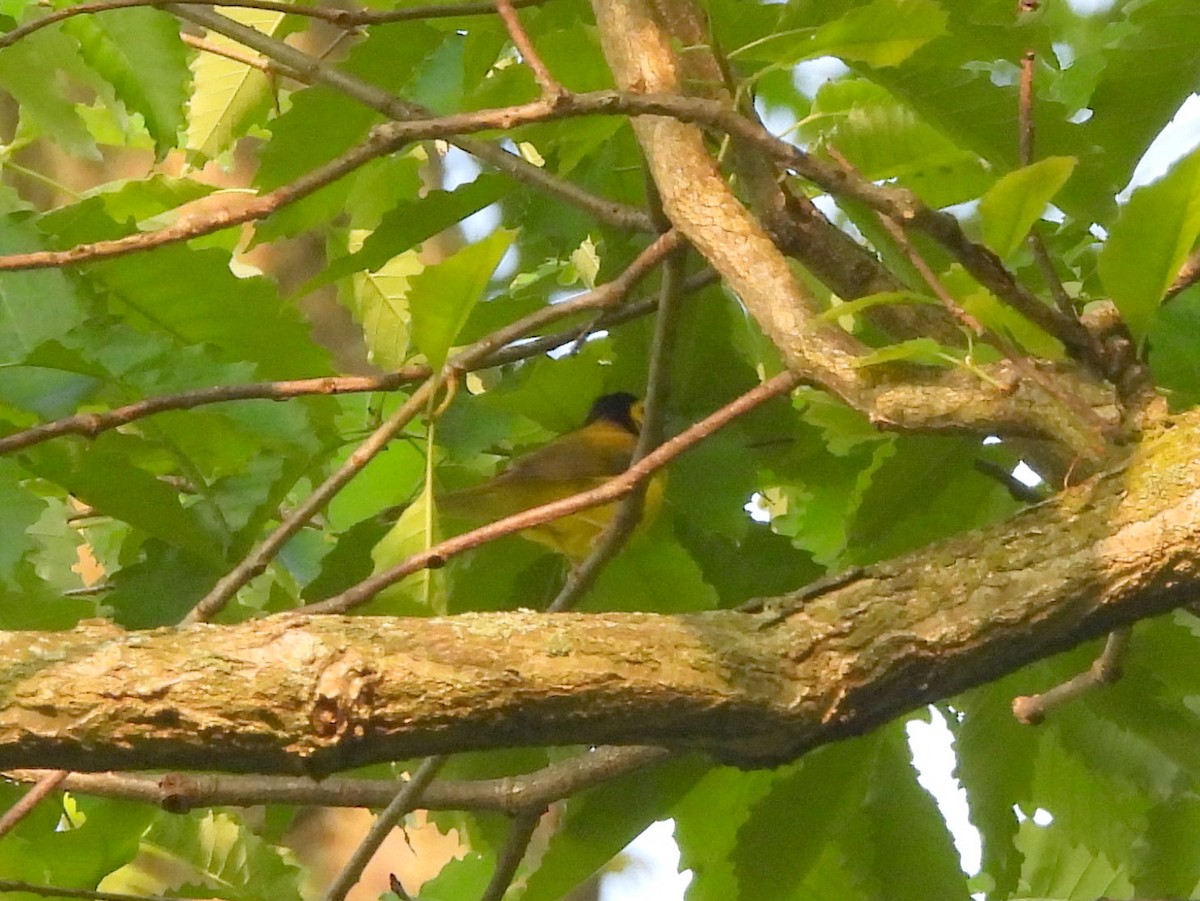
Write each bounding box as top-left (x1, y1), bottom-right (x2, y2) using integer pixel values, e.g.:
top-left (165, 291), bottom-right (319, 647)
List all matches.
top-left (2, 0), bottom-right (1200, 899)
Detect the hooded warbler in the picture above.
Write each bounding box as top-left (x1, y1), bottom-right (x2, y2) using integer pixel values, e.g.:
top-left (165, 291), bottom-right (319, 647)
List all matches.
top-left (437, 393), bottom-right (663, 561)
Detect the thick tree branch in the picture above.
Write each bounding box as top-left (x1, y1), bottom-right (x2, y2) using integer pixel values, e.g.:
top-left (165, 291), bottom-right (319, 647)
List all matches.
top-left (5, 408), bottom-right (1200, 772)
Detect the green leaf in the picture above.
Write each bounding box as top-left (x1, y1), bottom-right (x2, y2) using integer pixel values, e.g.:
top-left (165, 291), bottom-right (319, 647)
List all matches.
top-left (0, 29), bottom-right (98, 158)
top-left (22, 435), bottom-right (226, 565)
top-left (845, 434), bottom-right (1019, 564)
top-left (0, 458), bottom-right (44, 588)
top-left (185, 7), bottom-right (281, 161)
top-left (0, 217), bottom-right (87, 362)
top-left (850, 727), bottom-right (971, 900)
top-left (110, 810), bottom-right (303, 901)
top-left (417, 851), bottom-right (494, 901)
top-left (255, 22), bottom-right (443, 190)
top-left (410, 228), bottom-right (514, 372)
top-left (86, 244), bottom-right (330, 377)
top-left (853, 337), bottom-right (958, 367)
top-left (61, 7), bottom-right (188, 155)
top-left (980, 156), bottom-right (1077, 259)
top-left (1099, 147), bottom-right (1200, 341)
top-left (343, 249), bottom-right (423, 371)
top-left (810, 0), bottom-right (949, 67)
top-left (732, 737), bottom-right (875, 900)
top-left (671, 767), bottom-right (777, 901)
top-left (806, 78), bottom-right (993, 208)
top-left (735, 0), bottom-right (948, 68)
top-left (818, 290), bottom-right (938, 322)
top-left (519, 755), bottom-right (710, 901)
top-left (324, 175), bottom-right (511, 284)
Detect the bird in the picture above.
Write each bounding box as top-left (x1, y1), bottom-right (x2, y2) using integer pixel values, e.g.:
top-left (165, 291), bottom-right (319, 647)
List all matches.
top-left (436, 392), bottom-right (663, 561)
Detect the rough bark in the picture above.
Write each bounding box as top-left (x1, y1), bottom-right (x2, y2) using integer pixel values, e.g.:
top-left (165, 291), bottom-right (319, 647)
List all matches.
top-left (3, 408), bottom-right (1199, 773)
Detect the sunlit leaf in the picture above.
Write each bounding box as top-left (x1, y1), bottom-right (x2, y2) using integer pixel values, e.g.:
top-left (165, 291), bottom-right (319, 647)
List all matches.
top-left (980, 156), bottom-right (1077, 259)
top-left (1099, 147), bottom-right (1200, 341)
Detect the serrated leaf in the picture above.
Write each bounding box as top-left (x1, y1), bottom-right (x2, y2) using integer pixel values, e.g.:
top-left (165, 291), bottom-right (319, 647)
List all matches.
top-left (186, 7), bottom-right (281, 160)
top-left (344, 249), bottom-right (423, 371)
top-left (980, 156), bottom-right (1077, 259)
top-left (0, 216), bottom-right (87, 361)
top-left (410, 229), bottom-right (514, 372)
top-left (1099, 146), bottom-right (1200, 340)
top-left (0, 28), bottom-right (98, 157)
top-left (87, 244), bottom-right (330, 378)
top-left (0, 459), bottom-right (44, 589)
top-left (372, 491), bottom-right (443, 613)
top-left (852, 727), bottom-right (972, 900)
top-left (735, 0), bottom-right (947, 67)
top-left (807, 78), bottom-right (994, 208)
top-left (23, 436), bottom-right (226, 565)
top-left (62, 7), bottom-right (188, 154)
top-left (671, 767), bottom-right (777, 901)
top-left (256, 22), bottom-right (443, 190)
top-left (109, 810), bottom-right (303, 901)
top-left (324, 174), bottom-right (510, 284)
top-left (519, 755), bottom-right (710, 901)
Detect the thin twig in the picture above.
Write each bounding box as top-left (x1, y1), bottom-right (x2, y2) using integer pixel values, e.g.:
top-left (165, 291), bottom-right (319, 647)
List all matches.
top-left (1011, 626), bottom-right (1131, 724)
top-left (182, 31), bottom-right (278, 74)
top-left (0, 253), bottom-right (696, 458)
top-left (1165, 246), bottom-right (1200, 302)
top-left (8, 747), bottom-right (670, 813)
top-left (0, 0), bottom-right (546, 51)
top-left (0, 116), bottom-right (414, 271)
top-left (848, 151), bottom-right (1108, 458)
top-left (479, 807), bottom-right (545, 901)
top-left (170, 5), bottom-right (654, 234)
top-left (1015, 0), bottom-right (1076, 323)
top-left (0, 770), bottom-right (68, 839)
top-left (307, 369), bottom-right (804, 614)
top-left (0, 881), bottom-right (174, 901)
top-left (546, 243), bottom-right (688, 612)
top-left (495, 0), bottom-right (563, 98)
top-left (321, 756), bottom-right (447, 901)
top-left (0, 372), bottom-right (423, 456)
top-left (182, 232), bottom-right (680, 623)
top-left (182, 385), bottom-right (436, 623)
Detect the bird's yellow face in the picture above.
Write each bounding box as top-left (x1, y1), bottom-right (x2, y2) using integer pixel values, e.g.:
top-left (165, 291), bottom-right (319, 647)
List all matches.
top-left (437, 393), bottom-right (663, 562)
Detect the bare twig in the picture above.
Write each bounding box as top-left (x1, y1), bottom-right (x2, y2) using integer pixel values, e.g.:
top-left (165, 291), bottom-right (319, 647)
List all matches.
top-left (479, 807), bottom-right (545, 901)
top-left (0, 0), bottom-right (545, 51)
top-left (0, 882), bottom-right (174, 901)
top-left (8, 747), bottom-right (669, 813)
top-left (1011, 626), bottom-right (1131, 724)
top-left (182, 232), bottom-right (680, 622)
top-left (0, 372), bottom-right (424, 456)
top-left (321, 756), bottom-right (447, 901)
top-left (182, 385), bottom-right (435, 623)
top-left (307, 369), bottom-right (804, 614)
top-left (0, 119), bottom-right (414, 271)
top-left (170, 5), bottom-right (654, 234)
top-left (0, 770), bottom-right (68, 839)
top-left (1166, 246), bottom-right (1200, 302)
top-left (495, 0), bottom-right (563, 97)
top-left (1015, 0), bottom-right (1076, 323)
top-left (181, 32), bottom-right (279, 73)
top-left (861, 185), bottom-right (1107, 458)
top-left (546, 242), bottom-right (687, 612)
